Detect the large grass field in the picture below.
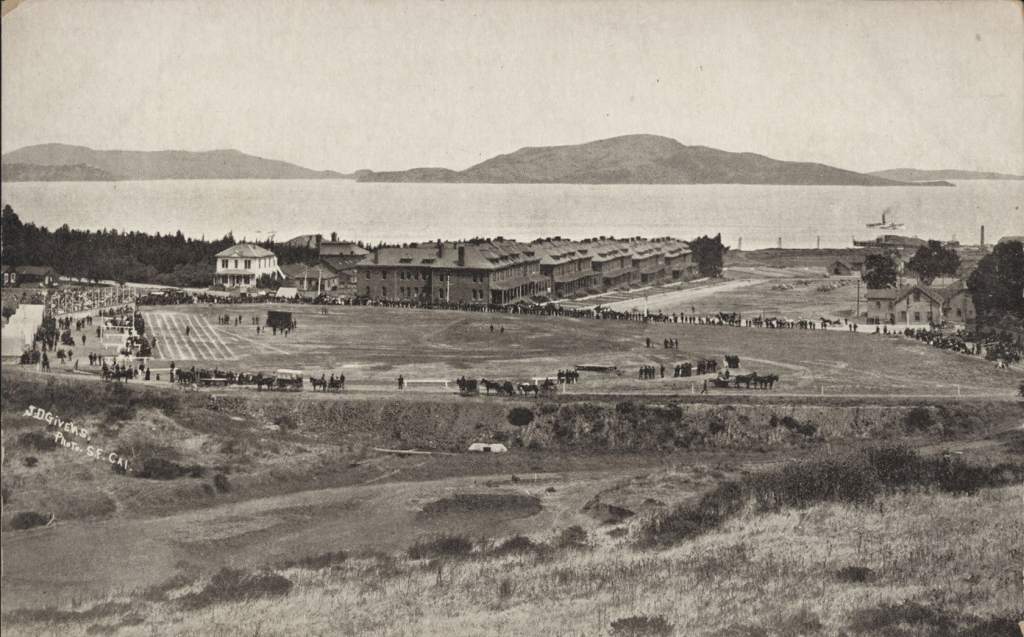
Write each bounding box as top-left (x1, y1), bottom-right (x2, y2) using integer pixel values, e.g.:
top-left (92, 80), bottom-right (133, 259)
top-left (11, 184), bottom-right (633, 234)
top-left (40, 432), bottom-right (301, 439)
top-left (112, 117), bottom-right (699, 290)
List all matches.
top-left (136, 303), bottom-right (1021, 397)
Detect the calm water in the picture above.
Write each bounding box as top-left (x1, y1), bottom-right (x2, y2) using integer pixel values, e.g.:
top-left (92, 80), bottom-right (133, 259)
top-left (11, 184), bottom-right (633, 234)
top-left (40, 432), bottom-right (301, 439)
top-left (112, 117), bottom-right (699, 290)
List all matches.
top-left (1, 179), bottom-right (1021, 250)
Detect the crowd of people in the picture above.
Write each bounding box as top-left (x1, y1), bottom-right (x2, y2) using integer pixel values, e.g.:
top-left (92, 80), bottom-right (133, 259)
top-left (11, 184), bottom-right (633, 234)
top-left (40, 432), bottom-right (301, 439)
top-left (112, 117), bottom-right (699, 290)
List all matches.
top-left (900, 327), bottom-right (1022, 366)
top-left (49, 285), bottom-right (134, 316)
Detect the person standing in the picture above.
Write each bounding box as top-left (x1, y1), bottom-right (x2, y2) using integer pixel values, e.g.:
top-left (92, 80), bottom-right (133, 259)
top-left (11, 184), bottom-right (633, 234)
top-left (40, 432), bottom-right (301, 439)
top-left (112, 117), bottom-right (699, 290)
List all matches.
top-left (397, 375), bottom-right (405, 390)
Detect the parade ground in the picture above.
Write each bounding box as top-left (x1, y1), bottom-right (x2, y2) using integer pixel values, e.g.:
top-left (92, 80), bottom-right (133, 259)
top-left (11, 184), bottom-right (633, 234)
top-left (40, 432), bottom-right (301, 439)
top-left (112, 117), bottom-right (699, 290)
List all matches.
top-left (132, 303), bottom-right (1022, 398)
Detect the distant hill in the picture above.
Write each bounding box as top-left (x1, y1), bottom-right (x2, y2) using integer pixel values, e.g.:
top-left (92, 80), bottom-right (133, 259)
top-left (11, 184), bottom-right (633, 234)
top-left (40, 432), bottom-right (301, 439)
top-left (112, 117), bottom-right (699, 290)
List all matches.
top-left (868, 168), bottom-right (1024, 182)
top-left (356, 134), bottom-right (948, 186)
top-left (1, 162), bottom-right (121, 182)
top-left (1, 144), bottom-right (345, 181)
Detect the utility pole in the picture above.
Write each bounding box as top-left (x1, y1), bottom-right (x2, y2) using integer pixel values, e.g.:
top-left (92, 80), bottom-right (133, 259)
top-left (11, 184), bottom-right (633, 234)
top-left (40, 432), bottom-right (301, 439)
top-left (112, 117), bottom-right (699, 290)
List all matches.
top-left (855, 278), bottom-right (860, 318)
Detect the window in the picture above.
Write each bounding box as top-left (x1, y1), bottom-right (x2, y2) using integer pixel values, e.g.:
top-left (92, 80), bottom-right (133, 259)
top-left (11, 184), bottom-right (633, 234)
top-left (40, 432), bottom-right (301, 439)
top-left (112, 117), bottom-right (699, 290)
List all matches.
top-left (400, 272), bottom-right (406, 280)
top-left (221, 259), bottom-right (228, 268)
top-left (234, 260), bottom-right (239, 269)
top-left (382, 287), bottom-right (386, 297)
top-left (382, 271), bottom-right (388, 279)
top-left (914, 312), bottom-right (921, 322)
top-left (875, 301), bottom-right (881, 309)
top-left (244, 260), bottom-right (251, 269)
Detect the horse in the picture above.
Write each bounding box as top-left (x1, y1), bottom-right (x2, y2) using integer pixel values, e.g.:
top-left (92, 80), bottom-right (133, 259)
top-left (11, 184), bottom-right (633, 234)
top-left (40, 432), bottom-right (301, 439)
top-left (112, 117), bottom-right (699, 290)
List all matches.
top-left (733, 373), bottom-right (756, 389)
top-left (518, 383), bottom-right (540, 397)
top-left (328, 376), bottom-right (345, 391)
top-left (758, 373), bottom-right (779, 389)
top-left (255, 375), bottom-right (275, 391)
top-left (309, 376), bottom-right (327, 391)
top-left (479, 379), bottom-right (502, 395)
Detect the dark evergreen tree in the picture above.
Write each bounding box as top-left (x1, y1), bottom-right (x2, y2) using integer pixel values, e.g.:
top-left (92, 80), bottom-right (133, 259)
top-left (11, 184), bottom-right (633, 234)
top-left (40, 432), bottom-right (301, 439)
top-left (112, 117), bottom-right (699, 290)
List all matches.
top-left (907, 240), bottom-right (960, 285)
top-left (862, 253), bottom-right (898, 289)
top-left (689, 234), bottom-right (728, 278)
top-left (968, 240), bottom-right (1024, 319)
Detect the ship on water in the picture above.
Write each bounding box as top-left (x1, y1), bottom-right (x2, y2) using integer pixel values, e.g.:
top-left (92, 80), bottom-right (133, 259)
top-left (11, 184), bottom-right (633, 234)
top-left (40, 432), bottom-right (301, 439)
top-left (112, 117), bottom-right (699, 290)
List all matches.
top-left (866, 210), bottom-right (905, 230)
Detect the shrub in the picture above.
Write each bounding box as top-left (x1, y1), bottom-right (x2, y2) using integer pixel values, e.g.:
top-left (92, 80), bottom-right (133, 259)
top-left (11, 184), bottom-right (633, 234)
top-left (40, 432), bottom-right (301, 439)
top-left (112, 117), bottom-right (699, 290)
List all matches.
top-left (777, 415), bottom-right (817, 437)
top-left (493, 535), bottom-right (546, 556)
top-left (18, 431), bottom-right (58, 452)
top-left (213, 473), bottom-right (231, 493)
top-left (507, 407), bottom-right (534, 427)
top-left (274, 414), bottom-right (298, 430)
top-left (134, 458), bottom-right (188, 480)
top-left (22, 457), bottom-right (39, 468)
top-left (527, 439), bottom-right (544, 451)
top-left (835, 565), bottom-right (874, 583)
top-left (610, 614), bottom-right (674, 637)
top-left (407, 535), bottom-right (474, 560)
top-left (9, 511), bottom-right (52, 530)
top-left (904, 406), bottom-right (934, 432)
top-left (497, 578), bottom-right (515, 600)
top-left (179, 568), bottom-right (292, 609)
top-left (556, 525), bottom-right (589, 549)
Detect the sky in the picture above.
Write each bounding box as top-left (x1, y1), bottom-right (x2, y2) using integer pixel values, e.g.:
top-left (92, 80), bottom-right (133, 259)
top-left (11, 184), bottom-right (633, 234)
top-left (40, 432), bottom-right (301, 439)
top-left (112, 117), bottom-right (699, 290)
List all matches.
top-left (2, 0), bottom-right (1023, 174)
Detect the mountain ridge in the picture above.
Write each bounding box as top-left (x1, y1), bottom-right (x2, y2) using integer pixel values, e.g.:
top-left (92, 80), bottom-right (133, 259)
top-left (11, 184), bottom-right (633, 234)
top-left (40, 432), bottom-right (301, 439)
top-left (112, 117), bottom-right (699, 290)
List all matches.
top-left (1, 144), bottom-right (344, 181)
top-left (355, 134), bottom-right (950, 186)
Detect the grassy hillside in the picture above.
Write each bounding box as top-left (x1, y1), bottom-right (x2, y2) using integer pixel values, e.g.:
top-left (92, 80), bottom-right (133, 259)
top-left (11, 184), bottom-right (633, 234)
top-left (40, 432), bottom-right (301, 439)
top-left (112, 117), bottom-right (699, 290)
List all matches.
top-left (2, 456), bottom-right (1019, 636)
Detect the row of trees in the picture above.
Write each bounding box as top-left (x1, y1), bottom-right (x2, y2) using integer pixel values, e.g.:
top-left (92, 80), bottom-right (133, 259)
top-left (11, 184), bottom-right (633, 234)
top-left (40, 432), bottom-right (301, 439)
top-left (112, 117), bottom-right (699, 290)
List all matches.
top-left (862, 240), bottom-right (962, 289)
top-left (1, 205), bottom-right (317, 287)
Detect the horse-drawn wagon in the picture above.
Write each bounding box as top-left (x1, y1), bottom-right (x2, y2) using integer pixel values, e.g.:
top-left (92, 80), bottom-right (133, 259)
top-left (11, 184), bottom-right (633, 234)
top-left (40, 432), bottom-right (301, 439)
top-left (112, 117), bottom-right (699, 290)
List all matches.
top-left (273, 369), bottom-right (304, 391)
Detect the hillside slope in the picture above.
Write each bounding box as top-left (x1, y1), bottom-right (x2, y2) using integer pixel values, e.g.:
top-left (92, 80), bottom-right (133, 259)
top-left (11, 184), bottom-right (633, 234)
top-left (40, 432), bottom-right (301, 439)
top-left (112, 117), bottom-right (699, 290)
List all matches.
top-left (1, 144), bottom-right (344, 181)
top-left (356, 134), bottom-right (946, 186)
top-left (869, 168), bottom-right (1024, 181)
top-left (0, 162), bottom-right (121, 181)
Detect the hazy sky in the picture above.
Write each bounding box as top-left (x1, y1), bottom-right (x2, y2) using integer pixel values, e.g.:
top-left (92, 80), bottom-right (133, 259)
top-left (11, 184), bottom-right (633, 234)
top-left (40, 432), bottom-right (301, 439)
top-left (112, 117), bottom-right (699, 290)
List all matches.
top-left (2, 0), bottom-right (1022, 174)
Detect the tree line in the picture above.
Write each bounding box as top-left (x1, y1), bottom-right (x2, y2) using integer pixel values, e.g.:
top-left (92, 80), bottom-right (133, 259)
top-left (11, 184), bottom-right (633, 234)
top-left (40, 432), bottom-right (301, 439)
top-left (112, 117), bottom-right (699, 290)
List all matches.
top-left (1, 205), bottom-right (318, 287)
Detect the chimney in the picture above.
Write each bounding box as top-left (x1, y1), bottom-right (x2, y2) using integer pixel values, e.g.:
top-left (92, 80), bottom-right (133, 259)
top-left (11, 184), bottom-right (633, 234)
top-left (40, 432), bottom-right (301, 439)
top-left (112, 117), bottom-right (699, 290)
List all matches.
top-left (980, 225), bottom-right (985, 248)
top-left (436, 239), bottom-right (443, 257)
top-left (458, 245), bottom-right (465, 266)
top-left (331, 231), bottom-right (338, 242)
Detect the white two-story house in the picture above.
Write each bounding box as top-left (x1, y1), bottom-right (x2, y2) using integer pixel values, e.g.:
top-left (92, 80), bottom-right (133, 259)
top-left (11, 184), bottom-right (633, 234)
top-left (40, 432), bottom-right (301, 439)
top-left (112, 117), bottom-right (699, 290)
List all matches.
top-left (214, 244), bottom-right (284, 289)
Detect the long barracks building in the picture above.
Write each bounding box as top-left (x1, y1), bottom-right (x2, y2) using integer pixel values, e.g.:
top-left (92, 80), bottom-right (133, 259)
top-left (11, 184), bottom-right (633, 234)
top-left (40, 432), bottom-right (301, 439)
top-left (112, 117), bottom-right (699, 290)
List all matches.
top-left (355, 236), bottom-right (697, 305)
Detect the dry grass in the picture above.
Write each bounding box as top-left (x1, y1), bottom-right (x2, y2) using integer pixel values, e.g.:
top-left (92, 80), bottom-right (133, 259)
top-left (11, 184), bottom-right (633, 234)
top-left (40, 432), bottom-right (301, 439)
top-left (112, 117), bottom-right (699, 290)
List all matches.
top-left (3, 484), bottom-right (1019, 636)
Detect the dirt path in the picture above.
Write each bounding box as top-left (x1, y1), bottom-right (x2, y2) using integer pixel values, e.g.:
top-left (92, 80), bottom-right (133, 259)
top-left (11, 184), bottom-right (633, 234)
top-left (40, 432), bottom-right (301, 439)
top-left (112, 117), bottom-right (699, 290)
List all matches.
top-left (590, 279), bottom-right (763, 312)
top-left (0, 468), bottom-right (643, 610)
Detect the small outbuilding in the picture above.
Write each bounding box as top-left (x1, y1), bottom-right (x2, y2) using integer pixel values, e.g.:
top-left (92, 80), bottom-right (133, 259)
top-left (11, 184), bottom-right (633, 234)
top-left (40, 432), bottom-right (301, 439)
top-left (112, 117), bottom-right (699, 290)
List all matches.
top-left (827, 260), bottom-right (863, 276)
top-left (468, 442), bottom-right (508, 453)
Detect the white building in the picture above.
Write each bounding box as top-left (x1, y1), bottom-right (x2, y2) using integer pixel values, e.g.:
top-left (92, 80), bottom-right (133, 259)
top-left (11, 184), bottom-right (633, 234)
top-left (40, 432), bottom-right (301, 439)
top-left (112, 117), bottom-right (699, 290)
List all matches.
top-left (214, 244), bottom-right (283, 289)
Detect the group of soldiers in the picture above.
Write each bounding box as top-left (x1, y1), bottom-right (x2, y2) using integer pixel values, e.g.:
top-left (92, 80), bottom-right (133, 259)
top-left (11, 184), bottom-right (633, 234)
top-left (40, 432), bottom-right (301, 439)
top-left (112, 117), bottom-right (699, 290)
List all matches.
top-left (556, 369), bottom-right (579, 383)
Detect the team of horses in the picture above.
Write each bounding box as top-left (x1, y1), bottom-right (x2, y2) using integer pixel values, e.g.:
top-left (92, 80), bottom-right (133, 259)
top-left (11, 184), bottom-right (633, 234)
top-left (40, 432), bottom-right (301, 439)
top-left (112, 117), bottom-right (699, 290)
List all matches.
top-left (711, 372), bottom-right (780, 389)
top-left (309, 375), bottom-right (346, 391)
top-left (461, 377), bottom-right (557, 397)
top-left (170, 367), bottom-right (303, 391)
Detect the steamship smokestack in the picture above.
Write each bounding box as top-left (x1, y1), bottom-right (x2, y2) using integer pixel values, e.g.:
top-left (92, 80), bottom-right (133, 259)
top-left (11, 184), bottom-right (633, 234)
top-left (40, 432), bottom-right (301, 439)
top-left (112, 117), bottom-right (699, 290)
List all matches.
top-left (980, 225), bottom-right (985, 248)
